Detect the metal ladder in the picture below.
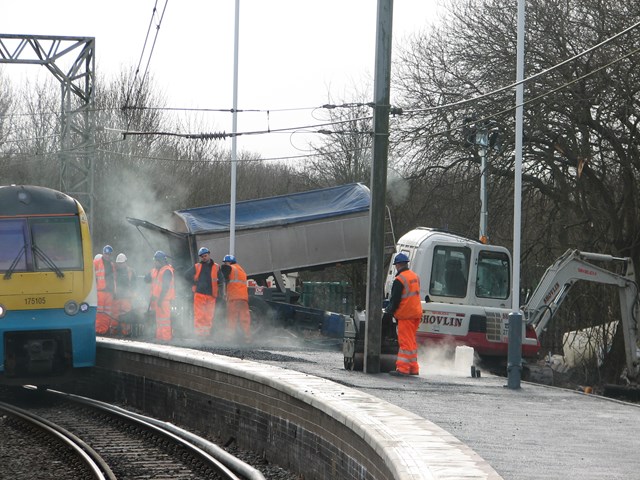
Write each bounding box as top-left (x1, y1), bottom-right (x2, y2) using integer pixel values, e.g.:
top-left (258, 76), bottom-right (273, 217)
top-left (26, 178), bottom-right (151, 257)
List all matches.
top-left (384, 205), bottom-right (397, 255)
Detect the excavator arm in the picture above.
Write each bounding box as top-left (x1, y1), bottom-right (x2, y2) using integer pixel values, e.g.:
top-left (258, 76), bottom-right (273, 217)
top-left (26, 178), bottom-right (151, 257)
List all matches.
top-left (523, 249), bottom-right (639, 379)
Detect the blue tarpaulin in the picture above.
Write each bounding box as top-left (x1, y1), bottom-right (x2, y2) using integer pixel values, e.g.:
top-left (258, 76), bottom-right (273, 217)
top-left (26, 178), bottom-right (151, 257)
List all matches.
top-left (174, 183), bottom-right (370, 234)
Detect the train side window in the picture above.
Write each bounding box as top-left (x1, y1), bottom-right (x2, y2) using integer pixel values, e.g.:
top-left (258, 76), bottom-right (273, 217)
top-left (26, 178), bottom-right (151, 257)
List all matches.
top-left (430, 246), bottom-right (470, 298)
top-left (0, 219), bottom-right (28, 272)
top-left (31, 217), bottom-right (83, 270)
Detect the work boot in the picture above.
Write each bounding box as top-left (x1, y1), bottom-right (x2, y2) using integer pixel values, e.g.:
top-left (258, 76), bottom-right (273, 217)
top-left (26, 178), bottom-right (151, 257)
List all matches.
top-left (389, 369), bottom-right (410, 377)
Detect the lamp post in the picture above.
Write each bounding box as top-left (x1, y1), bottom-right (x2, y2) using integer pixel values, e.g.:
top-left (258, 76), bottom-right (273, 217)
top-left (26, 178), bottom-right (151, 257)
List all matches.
top-left (477, 129), bottom-right (489, 244)
top-left (229, 0), bottom-right (240, 256)
top-left (507, 0), bottom-right (526, 390)
top-left (463, 118), bottom-right (500, 244)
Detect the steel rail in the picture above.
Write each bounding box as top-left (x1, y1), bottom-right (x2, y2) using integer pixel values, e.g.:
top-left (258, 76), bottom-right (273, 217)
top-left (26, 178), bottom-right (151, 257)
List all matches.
top-left (0, 401), bottom-right (114, 480)
top-left (42, 388), bottom-right (249, 480)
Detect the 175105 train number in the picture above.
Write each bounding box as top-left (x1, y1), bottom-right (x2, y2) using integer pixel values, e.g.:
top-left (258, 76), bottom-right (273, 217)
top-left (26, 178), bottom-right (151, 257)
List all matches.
top-left (24, 297), bottom-right (46, 305)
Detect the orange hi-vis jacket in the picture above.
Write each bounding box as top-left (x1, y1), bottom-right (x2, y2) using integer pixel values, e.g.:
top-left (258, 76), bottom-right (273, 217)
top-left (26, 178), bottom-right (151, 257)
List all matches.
top-left (394, 269), bottom-right (422, 320)
top-left (149, 267), bottom-right (158, 284)
top-left (193, 262), bottom-right (220, 297)
top-left (94, 256), bottom-right (114, 292)
top-left (226, 264), bottom-right (248, 301)
top-left (152, 265), bottom-right (175, 301)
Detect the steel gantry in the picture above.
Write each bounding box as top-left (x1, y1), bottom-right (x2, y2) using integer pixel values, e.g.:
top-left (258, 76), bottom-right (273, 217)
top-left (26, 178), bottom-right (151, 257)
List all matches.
top-left (0, 34), bottom-right (96, 230)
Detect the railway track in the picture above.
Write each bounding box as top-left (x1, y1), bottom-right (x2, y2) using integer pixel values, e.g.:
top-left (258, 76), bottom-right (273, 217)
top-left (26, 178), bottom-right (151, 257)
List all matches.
top-left (0, 399), bottom-right (111, 479)
top-left (0, 386), bottom-right (262, 480)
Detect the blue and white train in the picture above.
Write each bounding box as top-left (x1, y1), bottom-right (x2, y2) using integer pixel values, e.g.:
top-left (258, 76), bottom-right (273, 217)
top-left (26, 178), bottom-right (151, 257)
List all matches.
top-left (0, 185), bottom-right (96, 384)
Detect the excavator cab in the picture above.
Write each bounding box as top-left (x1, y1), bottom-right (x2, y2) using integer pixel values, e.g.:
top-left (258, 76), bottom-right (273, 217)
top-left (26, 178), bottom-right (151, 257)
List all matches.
top-left (384, 228), bottom-right (512, 310)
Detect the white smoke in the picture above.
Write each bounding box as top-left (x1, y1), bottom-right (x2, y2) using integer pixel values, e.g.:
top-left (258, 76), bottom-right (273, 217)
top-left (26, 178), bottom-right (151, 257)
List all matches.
top-left (386, 168), bottom-right (410, 206)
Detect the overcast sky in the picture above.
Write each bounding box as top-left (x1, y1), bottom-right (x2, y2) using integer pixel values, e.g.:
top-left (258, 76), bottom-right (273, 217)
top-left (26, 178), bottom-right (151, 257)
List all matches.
top-left (2, 1), bottom-right (441, 159)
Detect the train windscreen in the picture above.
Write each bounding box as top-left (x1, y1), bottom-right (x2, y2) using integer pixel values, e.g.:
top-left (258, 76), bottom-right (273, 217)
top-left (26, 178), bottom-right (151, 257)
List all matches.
top-left (0, 219), bottom-right (27, 272)
top-left (31, 217), bottom-right (83, 271)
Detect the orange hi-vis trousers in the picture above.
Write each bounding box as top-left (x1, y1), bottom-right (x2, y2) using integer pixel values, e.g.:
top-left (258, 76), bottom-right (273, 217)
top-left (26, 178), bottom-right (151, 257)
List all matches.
top-left (227, 299), bottom-right (251, 341)
top-left (154, 298), bottom-right (172, 341)
top-left (396, 317), bottom-right (420, 375)
top-left (193, 292), bottom-right (216, 337)
top-left (96, 291), bottom-right (114, 335)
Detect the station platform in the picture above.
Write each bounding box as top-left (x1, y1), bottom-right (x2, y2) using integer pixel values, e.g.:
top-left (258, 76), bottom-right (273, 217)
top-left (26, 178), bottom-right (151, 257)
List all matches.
top-left (99, 337), bottom-right (640, 480)
top-left (221, 342), bottom-right (640, 480)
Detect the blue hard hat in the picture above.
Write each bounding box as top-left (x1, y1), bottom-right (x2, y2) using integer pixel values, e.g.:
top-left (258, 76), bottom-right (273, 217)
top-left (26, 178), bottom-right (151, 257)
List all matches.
top-left (393, 252), bottom-right (410, 264)
top-left (103, 245), bottom-right (114, 255)
top-left (198, 247), bottom-right (210, 256)
top-left (153, 250), bottom-right (167, 261)
top-left (223, 254), bottom-right (237, 264)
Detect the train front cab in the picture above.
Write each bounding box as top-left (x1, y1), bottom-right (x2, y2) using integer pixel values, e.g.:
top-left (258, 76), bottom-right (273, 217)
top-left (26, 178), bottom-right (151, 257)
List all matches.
top-left (0, 185), bottom-right (97, 384)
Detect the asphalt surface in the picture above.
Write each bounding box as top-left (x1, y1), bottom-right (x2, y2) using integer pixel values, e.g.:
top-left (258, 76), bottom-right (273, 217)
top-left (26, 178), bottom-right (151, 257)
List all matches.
top-left (200, 337), bottom-right (640, 480)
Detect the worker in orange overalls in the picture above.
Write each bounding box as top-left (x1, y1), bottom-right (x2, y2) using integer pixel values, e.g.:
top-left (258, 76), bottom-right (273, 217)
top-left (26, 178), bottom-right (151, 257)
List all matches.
top-left (222, 254), bottom-right (251, 343)
top-left (183, 247), bottom-right (224, 338)
top-left (94, 245), bottom-right (117, 335)
top-left (383, 252), bottom-right (422, 376)
top-left (147, 250), bottom-right (175, 342)
top-left (113, 253), bottom-right (136, 336)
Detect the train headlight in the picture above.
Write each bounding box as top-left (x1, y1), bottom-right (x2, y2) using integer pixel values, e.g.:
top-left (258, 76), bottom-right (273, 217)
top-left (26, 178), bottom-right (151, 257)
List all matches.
top-left (79, 302), bottom-right (89, 313)
top-left (0, 304), bottom-right (5, 318)
top-left (64, 300), bottom-right (79, 316)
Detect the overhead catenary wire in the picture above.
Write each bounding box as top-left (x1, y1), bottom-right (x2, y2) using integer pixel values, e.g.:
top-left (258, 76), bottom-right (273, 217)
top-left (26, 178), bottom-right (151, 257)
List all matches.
top-left (94, 147), bottom-right (337, 165)
top-left (2, 12), bottom-right (636, 127)
top-left (0, 117), bottom-right (370, 166)
top-left (120, 104), bottom-right (326, 114)
top-left (0, 139), bottom-right (355, 166)
top-left (3, 39), bottom-right (633, 159)
top-left (123, 0), bottom-right (169, 127)
top-left (106, 115), bottom-right (374, 141)
top-left (95, 19), bottom-right (640, 143)
top-left (123, 1), bottom-right (158, 109)
top-left (408, 43), bottom-right (640, 141)
top-left (11, 42), bottom-right (632, 168)
top-left (2, 37), bottom-right (636, 155)
top-left (2, 16), bottom-right (638, 156)
top-left (109, 33), bottom-right (639, 144)
top-left (399, 17), bottom-right (640, 116)
top-left (0, 103), bottom-right (368, 121)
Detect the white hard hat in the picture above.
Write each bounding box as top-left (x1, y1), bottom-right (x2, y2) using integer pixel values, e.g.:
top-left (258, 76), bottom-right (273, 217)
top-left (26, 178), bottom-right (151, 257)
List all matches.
top-left (116, 253), bottom-right (127, 263)
top-left (94, 253), bottom-right (102, 261)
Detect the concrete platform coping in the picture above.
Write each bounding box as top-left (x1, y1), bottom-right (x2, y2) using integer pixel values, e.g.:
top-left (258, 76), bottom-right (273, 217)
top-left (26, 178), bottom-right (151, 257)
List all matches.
top-left (102, 339), bottom-right (502, 480)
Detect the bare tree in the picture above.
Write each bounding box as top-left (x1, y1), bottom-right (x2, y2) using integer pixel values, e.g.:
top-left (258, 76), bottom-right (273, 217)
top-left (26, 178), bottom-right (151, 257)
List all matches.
top-left (392, 0), bottom-right (640, 381)
top-left (0, 76), bottom-right (62, 186)
top-left (0, 70), bottom-right (14, 148)
top-left (303, 92), bottom-right (374, 188)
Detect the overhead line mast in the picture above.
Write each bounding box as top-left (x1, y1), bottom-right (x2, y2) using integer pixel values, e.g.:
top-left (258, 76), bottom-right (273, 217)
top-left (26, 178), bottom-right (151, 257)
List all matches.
top-left (0, 34), bottom-right (95, 231)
